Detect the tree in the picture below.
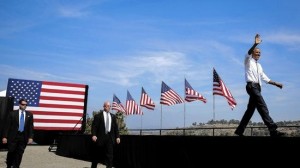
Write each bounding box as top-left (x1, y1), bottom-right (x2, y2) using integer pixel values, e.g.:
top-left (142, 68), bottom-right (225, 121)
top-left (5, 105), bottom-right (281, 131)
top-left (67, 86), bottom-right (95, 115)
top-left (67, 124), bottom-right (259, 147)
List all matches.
top-left (115, 111), bottom-right (128, 135)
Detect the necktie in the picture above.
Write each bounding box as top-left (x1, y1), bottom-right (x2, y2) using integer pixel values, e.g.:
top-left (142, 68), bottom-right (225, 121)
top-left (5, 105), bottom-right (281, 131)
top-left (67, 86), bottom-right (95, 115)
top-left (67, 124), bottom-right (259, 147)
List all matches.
top-left (106, 112), bottom-right (110, 134)
top-left (19, 111), bottom-right (24, 132)
top-left (256, 61), bottom-right (260, 85)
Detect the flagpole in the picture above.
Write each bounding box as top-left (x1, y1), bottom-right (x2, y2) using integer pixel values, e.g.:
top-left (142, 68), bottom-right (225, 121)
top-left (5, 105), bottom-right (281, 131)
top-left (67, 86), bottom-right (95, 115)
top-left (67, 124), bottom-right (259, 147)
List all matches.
top-left (160, 104), bottom-right (162, 129)
top-left (212, 68), bottom-right (215, 126)
top-left (141, 107), bottom-right (143, 130)
top-left (213, 95), bottom-right (215, 124)
top-left (183, 77), bottom-right (186, 128)
top-left (184, 102), bottom-right (186, 128)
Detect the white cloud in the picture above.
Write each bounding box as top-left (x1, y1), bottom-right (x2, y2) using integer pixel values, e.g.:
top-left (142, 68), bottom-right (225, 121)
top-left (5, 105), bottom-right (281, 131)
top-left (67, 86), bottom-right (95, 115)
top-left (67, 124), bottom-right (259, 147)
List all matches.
top-left (265, 31), bottom-right (300, 50)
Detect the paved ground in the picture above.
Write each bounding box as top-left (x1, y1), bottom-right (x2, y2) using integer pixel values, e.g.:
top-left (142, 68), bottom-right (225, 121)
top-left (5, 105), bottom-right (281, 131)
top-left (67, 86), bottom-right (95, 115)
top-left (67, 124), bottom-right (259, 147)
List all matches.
top-left (0, 145), bottom-right (106, 168)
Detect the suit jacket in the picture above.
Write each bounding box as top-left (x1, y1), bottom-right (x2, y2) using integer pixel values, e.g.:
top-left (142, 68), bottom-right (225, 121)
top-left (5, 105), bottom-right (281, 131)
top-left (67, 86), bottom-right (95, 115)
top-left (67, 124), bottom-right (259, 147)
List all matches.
top-left (2, 109), bottom-right (34, 142)
top-left (91, 110), bottom-right (120, 146)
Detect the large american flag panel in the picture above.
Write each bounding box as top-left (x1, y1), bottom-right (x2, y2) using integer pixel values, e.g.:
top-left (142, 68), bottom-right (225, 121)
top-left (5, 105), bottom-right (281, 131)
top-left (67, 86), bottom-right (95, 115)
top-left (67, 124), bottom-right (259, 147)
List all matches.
top-left (6, 78), bottom-right (88, 130)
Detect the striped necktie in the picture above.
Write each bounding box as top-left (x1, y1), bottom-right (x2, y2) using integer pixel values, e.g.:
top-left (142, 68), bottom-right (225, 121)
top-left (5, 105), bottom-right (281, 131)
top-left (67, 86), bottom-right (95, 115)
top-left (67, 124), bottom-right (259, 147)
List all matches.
top-left (105, 112), bottom-right (110, 134)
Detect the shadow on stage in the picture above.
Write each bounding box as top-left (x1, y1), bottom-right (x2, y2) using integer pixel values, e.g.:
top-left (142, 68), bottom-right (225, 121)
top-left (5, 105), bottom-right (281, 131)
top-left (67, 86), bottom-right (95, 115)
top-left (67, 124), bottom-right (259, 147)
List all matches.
top-left (56, 134), bottom-right (300, 168)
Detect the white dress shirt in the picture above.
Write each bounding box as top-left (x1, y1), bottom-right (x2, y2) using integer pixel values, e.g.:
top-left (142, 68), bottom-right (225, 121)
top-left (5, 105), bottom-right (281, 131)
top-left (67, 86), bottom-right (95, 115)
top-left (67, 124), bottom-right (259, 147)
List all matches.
top-left (103, 111), bottom-right (111, 132)
top-left (244, 54), bottom-right (270, 86)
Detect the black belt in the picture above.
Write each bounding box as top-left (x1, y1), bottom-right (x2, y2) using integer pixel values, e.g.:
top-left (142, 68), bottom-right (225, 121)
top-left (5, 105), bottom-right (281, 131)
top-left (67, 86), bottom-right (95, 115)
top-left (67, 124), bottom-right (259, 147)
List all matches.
top-left (247, 82), bottom-right (259, 85)
top-left (247, 82), bottom-right (260, 88)
top-left (17, 131), bottom-right (24, 134)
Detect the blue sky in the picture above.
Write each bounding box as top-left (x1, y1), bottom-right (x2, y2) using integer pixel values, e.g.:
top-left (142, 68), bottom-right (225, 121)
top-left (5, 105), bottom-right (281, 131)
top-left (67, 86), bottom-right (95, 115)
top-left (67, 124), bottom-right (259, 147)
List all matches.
top-left (1, 0), bottom-right (300, 129)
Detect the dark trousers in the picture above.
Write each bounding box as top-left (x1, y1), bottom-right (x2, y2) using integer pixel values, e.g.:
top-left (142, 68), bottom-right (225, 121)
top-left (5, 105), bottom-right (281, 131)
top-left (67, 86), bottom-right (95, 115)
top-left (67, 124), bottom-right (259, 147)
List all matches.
top-left (235, 83), bottom-right (278, 134)
top-left (6, 132), bottom-right (27, 168)
top-left (91, 135), bottom-right (114, 168)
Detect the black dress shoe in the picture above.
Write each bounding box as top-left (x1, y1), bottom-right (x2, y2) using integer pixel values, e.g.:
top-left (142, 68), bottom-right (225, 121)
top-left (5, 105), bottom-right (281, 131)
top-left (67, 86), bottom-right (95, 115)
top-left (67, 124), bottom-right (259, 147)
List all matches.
top-left (270, 131), bottom-right (286, 137)
top-left (234, 130), bottom-right (244, 136)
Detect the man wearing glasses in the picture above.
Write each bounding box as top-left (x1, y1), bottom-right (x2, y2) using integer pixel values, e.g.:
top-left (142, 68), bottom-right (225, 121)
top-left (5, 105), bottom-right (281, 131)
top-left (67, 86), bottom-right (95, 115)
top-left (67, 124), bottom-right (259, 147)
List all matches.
top-left (2, 98), bottom-right (34, 168)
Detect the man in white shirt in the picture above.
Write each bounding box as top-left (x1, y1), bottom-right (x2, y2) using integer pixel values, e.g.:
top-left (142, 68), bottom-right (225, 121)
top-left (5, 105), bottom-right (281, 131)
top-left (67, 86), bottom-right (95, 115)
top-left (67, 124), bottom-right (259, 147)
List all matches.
top-left (234, 34), bottom-right (285, 137)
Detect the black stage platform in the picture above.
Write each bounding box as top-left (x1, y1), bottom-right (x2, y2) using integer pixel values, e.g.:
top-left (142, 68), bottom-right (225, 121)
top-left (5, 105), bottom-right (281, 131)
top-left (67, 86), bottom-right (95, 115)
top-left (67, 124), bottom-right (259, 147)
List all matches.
top-left (56, 134), bottom-right (300, 168)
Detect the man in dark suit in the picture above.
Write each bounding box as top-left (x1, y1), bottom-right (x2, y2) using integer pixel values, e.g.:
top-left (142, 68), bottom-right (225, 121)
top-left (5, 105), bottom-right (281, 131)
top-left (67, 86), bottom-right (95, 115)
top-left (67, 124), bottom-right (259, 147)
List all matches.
top-left (2, 98), bottom-right (34, 168)
top-left (91, 101), bottom-right (120, 168)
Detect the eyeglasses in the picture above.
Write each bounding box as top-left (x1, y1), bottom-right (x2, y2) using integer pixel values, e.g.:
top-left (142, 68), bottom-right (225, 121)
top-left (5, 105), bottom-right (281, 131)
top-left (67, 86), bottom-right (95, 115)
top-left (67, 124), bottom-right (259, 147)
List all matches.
top-left (20, 104), bottom-right (27, 106)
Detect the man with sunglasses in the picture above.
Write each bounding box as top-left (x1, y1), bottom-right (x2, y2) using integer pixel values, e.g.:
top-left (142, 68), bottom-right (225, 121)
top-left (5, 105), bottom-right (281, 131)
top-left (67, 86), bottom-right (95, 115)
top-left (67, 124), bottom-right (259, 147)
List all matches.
top-left (2, 98), bottom-right (34, 168)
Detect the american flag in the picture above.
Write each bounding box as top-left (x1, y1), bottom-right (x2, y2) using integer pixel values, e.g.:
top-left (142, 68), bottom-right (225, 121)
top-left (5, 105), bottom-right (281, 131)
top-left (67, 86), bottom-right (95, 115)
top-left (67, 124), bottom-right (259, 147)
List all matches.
top-left (126, 90), bottom-right (143, 115)
top-left (140, 87), bottom-right (155, 110)
top-left (112, 94), bottom-right (126, 113)
top-left (160, 81), bottom-right (184, 106)
top-left (213, 68), bottom-right (237, 109)
top-left (185, 78), bottom-right (207, 103)
top-left (6, 78), bottom-right (88, 130)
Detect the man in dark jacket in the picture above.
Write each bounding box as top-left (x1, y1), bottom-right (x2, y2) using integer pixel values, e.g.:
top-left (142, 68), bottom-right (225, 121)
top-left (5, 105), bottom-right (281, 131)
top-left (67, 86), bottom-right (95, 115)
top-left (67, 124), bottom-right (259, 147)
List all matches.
top-left (2, 98), bottom-right (34, 168)
top-left (91, 101), bottom-right (120, 168)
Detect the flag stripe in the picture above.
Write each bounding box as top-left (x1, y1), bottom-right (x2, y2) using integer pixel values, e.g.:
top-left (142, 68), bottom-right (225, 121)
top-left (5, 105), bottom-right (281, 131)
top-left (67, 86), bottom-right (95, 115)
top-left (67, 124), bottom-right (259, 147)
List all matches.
top-left (34, 123), bottom-right (82, 128)
top-left (32, 111), bottom-right (83, 117)
top-left (34, 119), bottom-right (82, 124)
top-left (38, 103), bottom-right (83, 109)
top-left (40, 92), bottom-right (85, 99)
top-left (39, 99), bottom-right (84, 106)
top-left (33, 127), bottom-right (81, 130)
top-left (42, 81), bottom-right (86, 88)
top-left (41, 88), bottom-right (85, 95)
top-left (24, 106), bottom-right (83, 113)
top-left (33, 115), bottom-right (82, 120)
top-left (40, 96), bottom-right (84, 102)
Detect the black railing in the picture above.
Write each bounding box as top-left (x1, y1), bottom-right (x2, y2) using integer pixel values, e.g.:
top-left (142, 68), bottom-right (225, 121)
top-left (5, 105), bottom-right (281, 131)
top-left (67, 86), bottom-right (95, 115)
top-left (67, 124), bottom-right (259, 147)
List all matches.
top-left (128, 125), bottom-right (300, 136)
